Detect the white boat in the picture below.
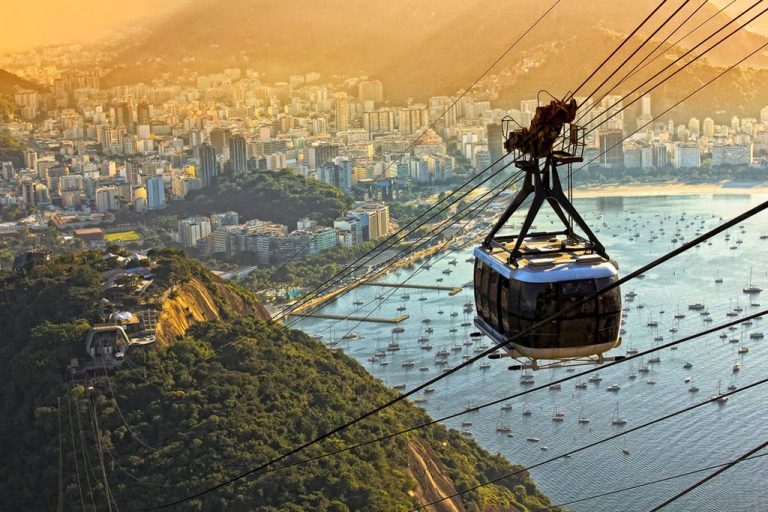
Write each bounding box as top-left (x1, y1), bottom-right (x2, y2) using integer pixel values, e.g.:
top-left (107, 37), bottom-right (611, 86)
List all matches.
top-left (743, 268), bottom-right (762, 294)
top-left (611, 402), bottom-right (628, 425)
top-left (606, 384), bottom-right (621, 392)
top-left (711, 379), bottom-right (729, 404)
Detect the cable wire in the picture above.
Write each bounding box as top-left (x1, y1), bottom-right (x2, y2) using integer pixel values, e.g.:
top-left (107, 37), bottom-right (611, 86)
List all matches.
top-left (274, 155), bottom-right (513, 321)
top-left (258, 0), bottom-right (562, 290)
top-left (579, 35), bottom-right (768, 170)
top-left (283, 168), bottom-right (520, 330)
top-left (648, 439), bottom-right (768, 511)
top-left (542, 452), bottom-right (768, 510)
top-left (285, 171), bottom-right (520, 334)
top-left (65, 393), bottom-right (88, 512)
top-left (584, 0), bottom-right (768, 137)
top-left (215, 309), bottom-right (768, 478)
top-left (577, 0), bottom-right (692, 106)
top-left (622, 0), bottom-right (739, 84)
top-left (148, 200), bottom-right (768, 508)
top-left (410, 377), bottom-right (768, 511)
top-left (570, 0), bottom-right (672, 98)
top-left (574, 0), bottom-right (708, 123)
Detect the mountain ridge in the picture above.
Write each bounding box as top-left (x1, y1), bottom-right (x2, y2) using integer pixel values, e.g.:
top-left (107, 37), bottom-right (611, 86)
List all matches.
top-left (101, 0), bottom-right (768, 116)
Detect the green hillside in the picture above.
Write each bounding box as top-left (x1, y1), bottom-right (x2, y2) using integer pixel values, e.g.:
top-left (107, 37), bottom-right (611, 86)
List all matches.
top-left (0, 249), bottom-right (558, 511)
top-left (157, 169), bottom-right (354, 227)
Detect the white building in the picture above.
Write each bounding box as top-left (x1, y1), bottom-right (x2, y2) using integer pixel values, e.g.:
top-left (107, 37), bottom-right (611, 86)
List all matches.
top-left (673, 143), bottom-right (701, 169)
top-left (711, 144), bottom-right (752, 166)
top-left (178, 216), bottom-right (212, 248)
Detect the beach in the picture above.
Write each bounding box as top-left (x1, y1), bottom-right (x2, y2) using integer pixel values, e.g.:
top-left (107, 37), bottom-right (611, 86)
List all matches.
top-left (573, 181), bottom-right (768, 198)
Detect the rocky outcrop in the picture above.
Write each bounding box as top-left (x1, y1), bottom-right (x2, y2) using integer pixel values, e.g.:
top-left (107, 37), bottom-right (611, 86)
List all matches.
top-left (408, 438), bottom-right (466, 512)
top-left (155, 277), bottom-right (270, 345)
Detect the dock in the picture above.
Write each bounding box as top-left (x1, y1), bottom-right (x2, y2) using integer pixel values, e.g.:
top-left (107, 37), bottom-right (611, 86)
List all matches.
top-left (362, 282), bottom-right (463, 296)
top-left (287, 312), bottom-right (410, 324)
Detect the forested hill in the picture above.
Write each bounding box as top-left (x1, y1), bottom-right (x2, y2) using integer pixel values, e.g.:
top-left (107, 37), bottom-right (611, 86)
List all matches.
top-left (158, 169), bottom-right (354, 227)
top-left (0, 249), bottom-right (559, 511)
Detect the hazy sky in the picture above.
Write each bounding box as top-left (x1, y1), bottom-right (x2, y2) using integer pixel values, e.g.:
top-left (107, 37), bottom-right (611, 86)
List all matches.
top-left (0, 0), bottom-right (190, 54)
top-left (2, 1), bottom-right (766, 55)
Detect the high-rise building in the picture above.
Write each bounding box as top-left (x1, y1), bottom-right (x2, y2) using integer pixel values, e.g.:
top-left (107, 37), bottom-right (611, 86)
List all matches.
top-left (711, 144), bottom-right (752, 166)
top-left (308, 143), bottom-right (340, 170)
top-left (317, 157), bottom-right (353, 192)
top-left (486, 123), bottom-right (505, 164)
top-left (702, 117), bottom-right (715, 139)
top-left (398, 106), bottom-right (429, 135)
top-left (335, 94), bottom-right (350, 131)
top-left (178, 216), bottom-right (212, 248)
top-left (641, 95), bottom-right (651, 117)
top-left (137, 101), bottom-right (151, 126)
top-left (652, 144), bottom-right (668, 168)
top-left (229, 135), bottom-right (247, 173)
top-left (350, 202), bottom-right (389, 241)
top-left (199, 143), bottom-right (217, 187)
top-left (116, 101), bottom-right (134, 133)
top-left (1, 161), bottom-right (14, 180)
top-left (688, 117), bottom-right (700, 138)
top-left (363, 110), bottom-right (394, 135)
top-left (95, 186), bottom-right (117, 212)
top-left (210, 128), bottom-right (231, 154)
top-left (24, 149), bottom-right (37, 171)
top-left (21, 180), bottom-right (36, 206)
top-left (673, 143), bottom-right (701, 168)
top-left (146, 176), bottom-right (166, 210)
top-left (210, 211), bottom-right (239, 229)
top-left (598, 129), bottom-right (624, 168)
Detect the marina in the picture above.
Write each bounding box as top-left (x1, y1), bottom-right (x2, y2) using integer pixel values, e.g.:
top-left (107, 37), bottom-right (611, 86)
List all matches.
top-left (293, 193), bottom-right (768, 512)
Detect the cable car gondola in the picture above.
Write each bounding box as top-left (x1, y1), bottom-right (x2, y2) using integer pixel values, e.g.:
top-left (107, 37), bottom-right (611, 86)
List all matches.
top-left (473, 96), bottom-right (622, 367)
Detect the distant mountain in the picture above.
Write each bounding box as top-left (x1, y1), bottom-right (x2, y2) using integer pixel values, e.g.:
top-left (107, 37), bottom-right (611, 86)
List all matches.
top-left (104, 0), bottom-right (768, 116)
top-left (0, 69), bottom-right (45, 95)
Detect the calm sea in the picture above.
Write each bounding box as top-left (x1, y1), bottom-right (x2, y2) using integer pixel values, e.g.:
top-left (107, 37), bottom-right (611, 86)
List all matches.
top-left (292, 193), bottom-right (768, 511)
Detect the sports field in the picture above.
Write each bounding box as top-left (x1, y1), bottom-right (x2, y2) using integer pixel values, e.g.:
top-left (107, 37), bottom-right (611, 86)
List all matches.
top-left (104, 230), bottom-right (142, 242)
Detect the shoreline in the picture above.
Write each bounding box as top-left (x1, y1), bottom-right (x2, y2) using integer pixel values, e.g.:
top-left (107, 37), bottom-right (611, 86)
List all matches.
top-left (572, 181), bottom-right (768, 198)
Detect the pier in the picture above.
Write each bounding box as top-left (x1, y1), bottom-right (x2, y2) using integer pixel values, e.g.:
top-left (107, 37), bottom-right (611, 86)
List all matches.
top-left (288, 312), bottom-right (410, 324)
top-left (361, 282), bottom-right (463, 296)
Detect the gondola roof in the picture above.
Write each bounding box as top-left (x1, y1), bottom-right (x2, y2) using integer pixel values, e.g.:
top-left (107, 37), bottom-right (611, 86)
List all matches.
top-left (474, 237), bottom-right (617, 283)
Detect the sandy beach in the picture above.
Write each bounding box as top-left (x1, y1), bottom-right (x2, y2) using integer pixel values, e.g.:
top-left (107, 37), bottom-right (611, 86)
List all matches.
top-left (572, 181), bottom-right (768, 198)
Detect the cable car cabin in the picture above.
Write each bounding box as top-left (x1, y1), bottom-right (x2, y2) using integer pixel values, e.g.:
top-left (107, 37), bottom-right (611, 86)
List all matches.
top-left (473, 235), bottom-right (622, 362)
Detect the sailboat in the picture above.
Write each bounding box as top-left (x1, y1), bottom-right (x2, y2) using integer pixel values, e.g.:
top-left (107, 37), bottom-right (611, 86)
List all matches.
top-left (711, 379), bottom-right (728, 404)
top-left (496, 414), bottom-right (512, 433)
top-left (577, 407), bottom-right (590, 424)
top-left (743, 268), bottom-right (762, 294)
top-left (611, 402), bottom-right (628, 425)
